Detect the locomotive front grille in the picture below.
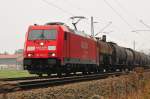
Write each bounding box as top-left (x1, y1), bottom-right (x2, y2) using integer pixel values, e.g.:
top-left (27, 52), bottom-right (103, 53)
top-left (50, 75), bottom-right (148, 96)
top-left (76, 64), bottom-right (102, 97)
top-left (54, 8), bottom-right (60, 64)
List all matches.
top-left (23, 58), bottom-right (59, 70)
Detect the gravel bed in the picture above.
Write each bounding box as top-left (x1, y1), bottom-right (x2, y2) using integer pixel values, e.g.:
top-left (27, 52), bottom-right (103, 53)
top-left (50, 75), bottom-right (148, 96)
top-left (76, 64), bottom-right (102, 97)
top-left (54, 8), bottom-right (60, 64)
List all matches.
top-left (0, 72), bottom-right (150, 99)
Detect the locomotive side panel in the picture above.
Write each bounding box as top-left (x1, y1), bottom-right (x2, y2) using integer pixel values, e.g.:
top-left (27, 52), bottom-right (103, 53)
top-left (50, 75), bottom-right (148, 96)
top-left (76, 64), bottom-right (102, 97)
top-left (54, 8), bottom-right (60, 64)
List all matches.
top-left (65, 32), bottom-right (97, 64)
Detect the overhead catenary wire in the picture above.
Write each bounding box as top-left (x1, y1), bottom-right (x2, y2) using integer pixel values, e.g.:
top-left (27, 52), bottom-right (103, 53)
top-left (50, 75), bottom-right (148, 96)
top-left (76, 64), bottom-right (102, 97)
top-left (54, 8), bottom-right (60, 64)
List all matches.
top-left (112, 0), bottom-right (150, 52)
top-left (139, 20), bottom-right (150, 30)
top-left (103, 0), bottom-right (138, 34)
top-left (58, 0), bottom-right (111, 24)
top-left (41, 0), bottom-right (74, 16)
top-left (113, 0), bottom-right (140, 21)
top-left (59, 0), bottom-right (113, 24)
top-left (95, 21), bottom-right (112, 36)
top-left (41, 0), bottom-right (92, 32)
top-left (61, 0), bottom-right (90, 16)
top-left (114, 0), bottom-right (150, 31)
top-left (57, 0), bottom-right (106, 28)
top-left (41, 0), bottom-right (113, 34)
top-left (113, 0), bottom-right (149, 33)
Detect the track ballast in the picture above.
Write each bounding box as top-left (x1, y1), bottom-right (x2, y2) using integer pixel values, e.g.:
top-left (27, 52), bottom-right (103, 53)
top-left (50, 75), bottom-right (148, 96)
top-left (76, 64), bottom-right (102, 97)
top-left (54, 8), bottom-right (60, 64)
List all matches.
top-left (0, 71), bottom-right (126, 94)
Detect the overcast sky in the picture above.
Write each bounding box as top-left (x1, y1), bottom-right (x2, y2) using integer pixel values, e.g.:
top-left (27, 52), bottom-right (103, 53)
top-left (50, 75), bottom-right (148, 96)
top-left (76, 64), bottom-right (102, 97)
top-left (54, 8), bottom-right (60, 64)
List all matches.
top-left (0, 0), bottom-right (150, 54)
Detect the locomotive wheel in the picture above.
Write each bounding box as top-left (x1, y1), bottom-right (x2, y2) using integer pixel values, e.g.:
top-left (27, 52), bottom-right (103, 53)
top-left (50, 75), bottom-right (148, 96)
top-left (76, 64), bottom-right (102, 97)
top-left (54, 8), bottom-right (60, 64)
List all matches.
top-left (57, 72), bottom-right (62, 78)
top-left (88, 71), bottom-right (92, 74)
top-left (38, 73), bottom-right (43, 77)
top-left (82, 66), bottom-right (88, 75)
top-left (56, 65), bottom-right (62, 77)
top-left (65, 66), bottom-right (71, 76)
top-left (66, 71), bottom-right (71, 76)
top-left (82, 71), bottom-right (87, 75)
top-left (47, 73), bottom-right (51, 77)
top-left (57, 69), bottom-right (62, 78)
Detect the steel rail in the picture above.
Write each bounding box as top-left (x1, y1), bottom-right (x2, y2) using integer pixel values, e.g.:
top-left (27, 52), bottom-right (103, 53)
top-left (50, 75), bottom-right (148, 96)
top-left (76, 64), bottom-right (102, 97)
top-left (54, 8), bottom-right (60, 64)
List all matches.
top-left (0, 72), bottom-right (130, 94)
top-left (17, 72), bottom-right (123, 89)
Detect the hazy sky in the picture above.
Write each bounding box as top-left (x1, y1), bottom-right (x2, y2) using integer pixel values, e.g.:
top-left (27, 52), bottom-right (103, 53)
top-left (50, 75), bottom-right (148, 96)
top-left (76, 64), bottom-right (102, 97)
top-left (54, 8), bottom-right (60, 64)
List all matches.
top-left (0, 0), bottom-right (150, 54)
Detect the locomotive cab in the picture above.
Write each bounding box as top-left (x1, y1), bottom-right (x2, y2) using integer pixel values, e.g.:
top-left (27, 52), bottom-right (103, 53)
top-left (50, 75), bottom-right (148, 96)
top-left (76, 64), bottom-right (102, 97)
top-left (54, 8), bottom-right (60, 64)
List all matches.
top-left (23, 23), bottom-right (66, 75)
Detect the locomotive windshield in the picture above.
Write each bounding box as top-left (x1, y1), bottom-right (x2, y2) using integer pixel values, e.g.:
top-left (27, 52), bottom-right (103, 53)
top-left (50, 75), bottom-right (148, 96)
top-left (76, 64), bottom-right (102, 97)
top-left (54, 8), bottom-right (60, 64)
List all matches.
top-left (28, 29), bottom-right (57, 40)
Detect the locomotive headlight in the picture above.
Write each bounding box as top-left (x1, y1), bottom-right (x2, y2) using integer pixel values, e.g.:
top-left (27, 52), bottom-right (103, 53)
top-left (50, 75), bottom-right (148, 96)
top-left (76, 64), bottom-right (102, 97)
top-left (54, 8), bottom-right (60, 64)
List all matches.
top-left (48, 46), bottom-right (56, 50)
top-left (48, 52), bottom-right (56, 57)
top-left (28, 53), bottom-right (32, 57)
top-left (51, 53), bottom-right (56, 56)
top-left (40, 42), bottom-right (44, 46)
top-left (27, 46), bottom-right (35, 51)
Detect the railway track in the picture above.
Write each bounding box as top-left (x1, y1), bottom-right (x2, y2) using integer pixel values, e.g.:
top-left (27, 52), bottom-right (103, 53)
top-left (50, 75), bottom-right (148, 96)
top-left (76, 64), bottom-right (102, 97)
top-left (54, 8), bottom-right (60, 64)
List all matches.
top-left (0, 75), bottom-right (58, 81)
top-left (0, 73), bottom-right (84, 81)
top-left (0, 76), bottom-right (42, 81)
top-left (0, 72), bottom-right (125, 94)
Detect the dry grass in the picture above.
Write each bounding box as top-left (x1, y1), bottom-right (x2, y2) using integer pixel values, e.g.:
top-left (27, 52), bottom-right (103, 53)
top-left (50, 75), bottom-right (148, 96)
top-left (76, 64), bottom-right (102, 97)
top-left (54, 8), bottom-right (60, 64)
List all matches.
top-left (1, 71), bottom-right (150, 99)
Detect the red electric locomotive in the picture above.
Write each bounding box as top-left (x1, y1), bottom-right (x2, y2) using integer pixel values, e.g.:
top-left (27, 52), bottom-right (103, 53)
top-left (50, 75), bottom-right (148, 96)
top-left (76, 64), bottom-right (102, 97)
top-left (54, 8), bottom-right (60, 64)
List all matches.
top-left (23, 22), bottom-right (98, 76)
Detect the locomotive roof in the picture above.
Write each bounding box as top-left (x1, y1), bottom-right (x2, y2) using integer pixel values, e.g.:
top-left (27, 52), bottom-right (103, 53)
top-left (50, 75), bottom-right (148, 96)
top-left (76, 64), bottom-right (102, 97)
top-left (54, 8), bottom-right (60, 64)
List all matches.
top-left (45, 22), bottom-right (66, 25)
top-left (45, 22), bottom-right (96, 40)
top-left (30, 22), bottom-right (96, 40)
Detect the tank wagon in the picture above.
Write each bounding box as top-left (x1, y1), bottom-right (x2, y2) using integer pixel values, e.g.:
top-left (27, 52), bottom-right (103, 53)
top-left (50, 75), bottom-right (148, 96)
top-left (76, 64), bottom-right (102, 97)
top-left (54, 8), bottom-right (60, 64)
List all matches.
top-left (125, 48), bottom-right (134, 66)
top-left (96, 36), bottom-right (113, 71)
top-left (23, 22), bottom-right (150, 76)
